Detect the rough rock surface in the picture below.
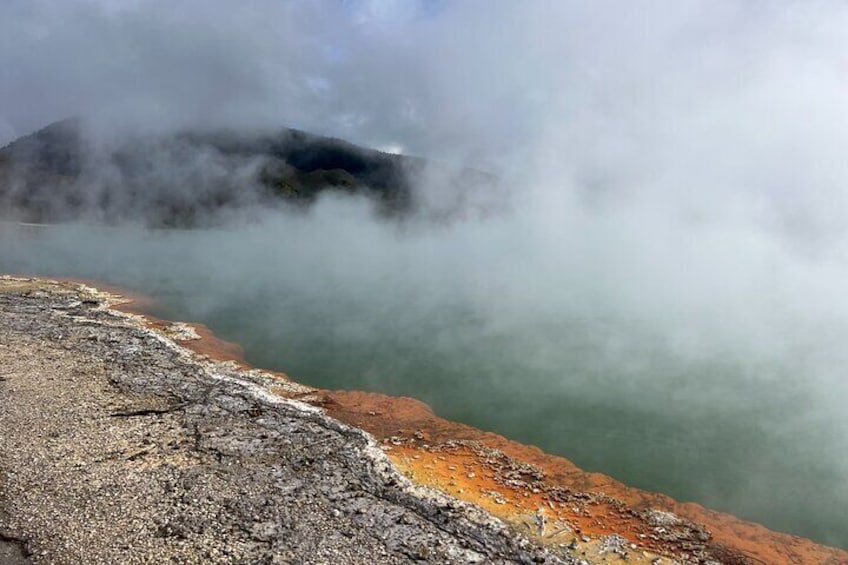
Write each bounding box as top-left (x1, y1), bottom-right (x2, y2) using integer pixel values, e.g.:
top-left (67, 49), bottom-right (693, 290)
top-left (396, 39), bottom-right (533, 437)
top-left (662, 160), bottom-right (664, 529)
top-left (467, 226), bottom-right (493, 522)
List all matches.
top-left (2, 277), bottom-right (847, 565)
top-left (0, 278), bottom-right (567, 564)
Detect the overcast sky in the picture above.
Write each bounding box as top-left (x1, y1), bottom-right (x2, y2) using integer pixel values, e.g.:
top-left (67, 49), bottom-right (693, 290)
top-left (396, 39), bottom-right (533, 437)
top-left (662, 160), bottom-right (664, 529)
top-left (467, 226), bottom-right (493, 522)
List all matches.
top-left (1, 1), bottom-right (844, 164)
top-left (2, 0), bottom-right (848, 239)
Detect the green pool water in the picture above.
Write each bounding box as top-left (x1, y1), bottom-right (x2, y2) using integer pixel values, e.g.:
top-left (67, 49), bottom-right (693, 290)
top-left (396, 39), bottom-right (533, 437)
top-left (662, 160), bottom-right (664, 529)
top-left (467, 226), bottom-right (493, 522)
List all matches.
top-left (2, 220), bottom-right (846, 549)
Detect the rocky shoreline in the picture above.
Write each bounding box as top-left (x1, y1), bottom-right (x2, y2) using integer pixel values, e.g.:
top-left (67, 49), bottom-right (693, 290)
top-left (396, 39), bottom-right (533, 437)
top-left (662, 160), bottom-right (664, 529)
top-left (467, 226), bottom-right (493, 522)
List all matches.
top-left (0, 277), bottom-right (845, 564)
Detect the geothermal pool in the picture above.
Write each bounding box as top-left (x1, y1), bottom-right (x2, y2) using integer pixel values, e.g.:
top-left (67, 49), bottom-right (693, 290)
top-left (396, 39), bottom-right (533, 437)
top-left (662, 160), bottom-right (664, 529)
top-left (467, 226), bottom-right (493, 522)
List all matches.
top-left (2, 217), bottom-right (846, 549)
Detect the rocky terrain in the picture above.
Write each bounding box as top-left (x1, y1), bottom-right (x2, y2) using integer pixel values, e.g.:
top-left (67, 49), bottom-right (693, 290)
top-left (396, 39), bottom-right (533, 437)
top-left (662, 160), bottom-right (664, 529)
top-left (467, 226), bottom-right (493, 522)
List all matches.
top-left (0, 276), bottom-right (846, 564)
top-left (0, 277), bottom-right (563, 564)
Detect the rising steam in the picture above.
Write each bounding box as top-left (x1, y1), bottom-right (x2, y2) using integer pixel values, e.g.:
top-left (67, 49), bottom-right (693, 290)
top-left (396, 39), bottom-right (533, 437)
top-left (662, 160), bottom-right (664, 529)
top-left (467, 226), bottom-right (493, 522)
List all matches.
top-left (2, 0), bottom-right (848, 548)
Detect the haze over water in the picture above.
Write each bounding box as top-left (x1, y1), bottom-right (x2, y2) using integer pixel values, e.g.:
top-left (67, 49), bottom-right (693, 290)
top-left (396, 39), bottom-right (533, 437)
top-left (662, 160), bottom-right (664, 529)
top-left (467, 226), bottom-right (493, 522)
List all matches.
top-left (2, 209), bottom-right (847, 549)
top-left (3, 0), bottom-right (848, 551)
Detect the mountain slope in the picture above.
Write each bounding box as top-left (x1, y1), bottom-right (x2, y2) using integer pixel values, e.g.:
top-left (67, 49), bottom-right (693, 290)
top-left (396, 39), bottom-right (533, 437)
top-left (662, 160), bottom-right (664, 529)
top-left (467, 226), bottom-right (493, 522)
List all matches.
top-left (0, 119), bottom-right (490, 227)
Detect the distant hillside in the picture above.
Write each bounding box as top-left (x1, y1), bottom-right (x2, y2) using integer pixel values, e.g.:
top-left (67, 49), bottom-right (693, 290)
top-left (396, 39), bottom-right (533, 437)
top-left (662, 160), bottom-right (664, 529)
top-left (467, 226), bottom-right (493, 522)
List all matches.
top-left (0, 119), bottom-right (494, 227)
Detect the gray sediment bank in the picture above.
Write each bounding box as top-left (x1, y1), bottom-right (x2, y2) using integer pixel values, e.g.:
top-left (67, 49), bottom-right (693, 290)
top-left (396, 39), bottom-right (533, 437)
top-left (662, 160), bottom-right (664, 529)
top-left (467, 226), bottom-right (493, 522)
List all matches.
top-left (0, 277), bottom-right (567, 564)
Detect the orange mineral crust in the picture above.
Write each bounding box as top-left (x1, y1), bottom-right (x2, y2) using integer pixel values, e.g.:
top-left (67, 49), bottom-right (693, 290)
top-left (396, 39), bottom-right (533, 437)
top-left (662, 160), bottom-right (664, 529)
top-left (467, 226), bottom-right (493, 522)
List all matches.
top-left (42, 278), bottom-right (848, 564)
top-left (319, 393), bottom-right (848, 565)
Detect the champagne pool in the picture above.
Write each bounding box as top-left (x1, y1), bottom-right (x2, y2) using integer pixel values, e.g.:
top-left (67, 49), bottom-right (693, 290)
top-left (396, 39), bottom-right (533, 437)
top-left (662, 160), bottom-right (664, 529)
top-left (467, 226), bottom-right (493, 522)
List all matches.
top-left (2, 218), bottom-right (846, 549)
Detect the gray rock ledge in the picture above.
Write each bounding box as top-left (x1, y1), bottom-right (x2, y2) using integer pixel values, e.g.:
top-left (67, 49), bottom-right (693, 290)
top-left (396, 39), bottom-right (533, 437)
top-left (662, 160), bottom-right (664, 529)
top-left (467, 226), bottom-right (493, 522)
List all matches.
top-left (0, 277), bottom-right (572, 565)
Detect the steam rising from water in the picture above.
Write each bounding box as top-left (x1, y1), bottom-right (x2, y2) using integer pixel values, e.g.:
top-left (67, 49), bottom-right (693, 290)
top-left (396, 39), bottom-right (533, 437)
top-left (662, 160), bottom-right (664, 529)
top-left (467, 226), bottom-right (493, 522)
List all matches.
top-left (2, 0), bottom-right (848, 548)
top-left (4, 192), bottom-right (848, 546)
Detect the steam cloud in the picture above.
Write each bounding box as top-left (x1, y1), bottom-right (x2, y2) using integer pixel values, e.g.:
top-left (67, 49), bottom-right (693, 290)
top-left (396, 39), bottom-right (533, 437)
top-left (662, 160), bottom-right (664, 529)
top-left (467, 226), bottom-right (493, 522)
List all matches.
top-left (2, 0), bottom-right (848, 548)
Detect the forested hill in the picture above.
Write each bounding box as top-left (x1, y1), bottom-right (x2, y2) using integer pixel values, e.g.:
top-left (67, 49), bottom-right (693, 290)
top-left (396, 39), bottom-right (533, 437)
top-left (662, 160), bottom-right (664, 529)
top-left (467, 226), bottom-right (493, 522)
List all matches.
top-left (0, 119), bottom-right (491, 227)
